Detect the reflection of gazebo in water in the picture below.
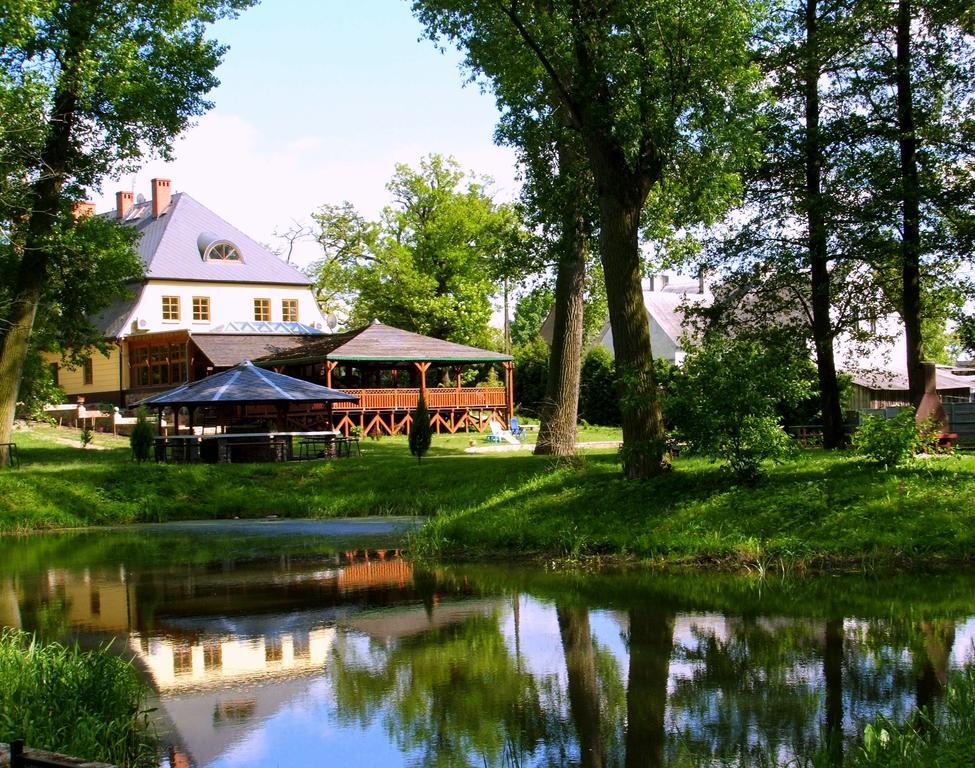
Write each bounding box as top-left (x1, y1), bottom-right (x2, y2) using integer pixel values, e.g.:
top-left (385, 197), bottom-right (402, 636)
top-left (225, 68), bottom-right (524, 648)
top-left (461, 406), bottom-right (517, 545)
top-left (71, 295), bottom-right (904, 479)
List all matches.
top-left (138, 359), bottom-right (358, 433)
top-left (253, 320), bottom-right (514, 436)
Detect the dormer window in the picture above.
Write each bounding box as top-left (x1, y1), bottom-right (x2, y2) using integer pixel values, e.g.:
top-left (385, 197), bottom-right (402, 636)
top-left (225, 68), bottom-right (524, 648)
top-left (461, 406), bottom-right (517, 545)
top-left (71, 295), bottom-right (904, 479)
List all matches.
top-left (207, 242), bottom-right (241, 261)
top-left (197, 232), bottom-right (242, 262)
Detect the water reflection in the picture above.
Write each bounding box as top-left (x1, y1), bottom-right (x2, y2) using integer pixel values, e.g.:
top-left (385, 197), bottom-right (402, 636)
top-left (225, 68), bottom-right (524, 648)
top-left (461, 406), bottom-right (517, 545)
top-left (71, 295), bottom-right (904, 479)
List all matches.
top-left (2, 528), bottom-right (975, 767)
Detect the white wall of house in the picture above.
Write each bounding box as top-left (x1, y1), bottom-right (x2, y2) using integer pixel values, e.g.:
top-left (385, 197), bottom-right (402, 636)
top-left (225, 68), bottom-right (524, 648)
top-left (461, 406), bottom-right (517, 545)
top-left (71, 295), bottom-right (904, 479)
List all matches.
top-left (595, 312), bottom-right (684, 364)
top-left (124, 280), bottom-right (326, 336)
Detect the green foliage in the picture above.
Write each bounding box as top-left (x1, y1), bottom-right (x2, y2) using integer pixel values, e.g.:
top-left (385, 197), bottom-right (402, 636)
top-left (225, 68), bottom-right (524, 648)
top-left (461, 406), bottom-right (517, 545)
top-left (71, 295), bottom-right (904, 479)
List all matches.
top-left (667, 334), bottom-right (812, 483)
top-left (129, 408), bottom-right (154, 463)
top-left (15, 349), bottom-right (64, 420)
top-left (79, 421), bottom-right (94, 448)
top-left (0, 628), bottom-right (156, 767)
top-left (409, 394), bottom-right (433, 462)
top-left (578, 346), bottom-right (620, 427)
top-left (852, 408), bottom-right (941, 467)
top-left (512, 336), bottom-right (548, 416)
top-left (846, 667), bottom-right (975, 768)
top-left (310, 155), bottom-right (524, 347)
top-left (510, 286), bottom-right (553, 348)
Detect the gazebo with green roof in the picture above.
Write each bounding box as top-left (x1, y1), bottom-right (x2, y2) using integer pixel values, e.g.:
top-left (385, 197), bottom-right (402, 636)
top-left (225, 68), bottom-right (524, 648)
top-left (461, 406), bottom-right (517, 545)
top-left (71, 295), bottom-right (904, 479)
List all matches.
top-left (253, 320), bottom-right (514, 436)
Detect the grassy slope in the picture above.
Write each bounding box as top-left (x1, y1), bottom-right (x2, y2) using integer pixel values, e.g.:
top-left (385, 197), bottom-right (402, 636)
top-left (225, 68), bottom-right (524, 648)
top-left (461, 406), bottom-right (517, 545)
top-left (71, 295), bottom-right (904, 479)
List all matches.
top-left (2, 424), bottom-right (974, 567)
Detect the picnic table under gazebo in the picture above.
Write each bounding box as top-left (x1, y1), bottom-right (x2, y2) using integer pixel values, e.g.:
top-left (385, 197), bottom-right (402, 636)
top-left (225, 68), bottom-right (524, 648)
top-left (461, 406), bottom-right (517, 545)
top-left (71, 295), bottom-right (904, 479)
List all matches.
top-left (137, 360), bottom-right (359, 463)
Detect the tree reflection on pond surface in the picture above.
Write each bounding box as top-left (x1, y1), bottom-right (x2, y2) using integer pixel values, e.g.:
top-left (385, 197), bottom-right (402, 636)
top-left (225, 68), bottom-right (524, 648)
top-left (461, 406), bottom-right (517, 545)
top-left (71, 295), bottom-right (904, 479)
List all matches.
top-left (1, 528), bottom-right (973, 767)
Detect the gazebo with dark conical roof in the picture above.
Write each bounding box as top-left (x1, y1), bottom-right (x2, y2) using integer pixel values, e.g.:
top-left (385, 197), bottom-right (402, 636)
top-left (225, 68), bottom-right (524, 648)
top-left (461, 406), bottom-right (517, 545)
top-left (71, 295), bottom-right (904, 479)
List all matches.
top-left (253, 320), bottom-right (514, 436)
top-left (137, 359), bottom-right (358, 433)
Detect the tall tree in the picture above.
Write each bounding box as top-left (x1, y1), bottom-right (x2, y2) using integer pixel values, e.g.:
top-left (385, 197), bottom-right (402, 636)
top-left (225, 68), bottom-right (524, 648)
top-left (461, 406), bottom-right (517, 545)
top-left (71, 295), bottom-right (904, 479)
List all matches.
top-left (842, 0), bottom-right (975, 404)
top-left (0, 0), bottom-right (253, 444)
top-left (699, 0), bottom-right (877, 449)
top-left (413, 0), bottom-right (763, 478)
top-left (309, 155), bottom-right (521, 348)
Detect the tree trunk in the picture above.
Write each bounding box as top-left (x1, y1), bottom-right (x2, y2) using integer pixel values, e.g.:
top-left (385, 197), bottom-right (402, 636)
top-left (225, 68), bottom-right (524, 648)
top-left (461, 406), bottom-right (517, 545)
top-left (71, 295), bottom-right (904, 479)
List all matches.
top-left (557, 606), bottom-right (604, 768)
top-left (598, 193), bottom-right (667, 478)
top-left (915, 619), bottom-right (955, 713)
top-left (0, 2), bottom-right (92, 446)
top-left (824, 618), bottom-right (844, 766)
top-left (535, 162), bottom-right (587, 457)
top-left (804, 0), bottom-right (845, 449)
top-left (624, 608), bottom-right (674, 768)
top-left (0, 115), bottom-right (82, 446)
top-left (896, 0), bottom-right (925, 407)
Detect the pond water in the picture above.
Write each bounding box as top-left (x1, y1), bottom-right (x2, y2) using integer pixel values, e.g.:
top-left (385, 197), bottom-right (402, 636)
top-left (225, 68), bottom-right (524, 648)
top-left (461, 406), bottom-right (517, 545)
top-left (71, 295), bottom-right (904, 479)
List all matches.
top-left (2, 520), bottom-right (974, 767)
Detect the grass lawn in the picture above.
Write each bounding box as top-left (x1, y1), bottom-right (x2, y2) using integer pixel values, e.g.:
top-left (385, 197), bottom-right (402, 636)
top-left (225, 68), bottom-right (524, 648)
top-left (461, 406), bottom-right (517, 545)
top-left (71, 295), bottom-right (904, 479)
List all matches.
top-left (2, 422), bottom-right (975, 568)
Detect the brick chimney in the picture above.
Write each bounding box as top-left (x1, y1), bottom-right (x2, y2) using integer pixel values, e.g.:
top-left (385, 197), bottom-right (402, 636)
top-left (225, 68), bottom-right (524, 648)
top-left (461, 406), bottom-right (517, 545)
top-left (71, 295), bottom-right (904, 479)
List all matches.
top-left (151, 178), bottom-right (172, 218)
top-left (116, 190), bottom-right (134, 220)
top-left (72, 201), bottom-right (96, 219)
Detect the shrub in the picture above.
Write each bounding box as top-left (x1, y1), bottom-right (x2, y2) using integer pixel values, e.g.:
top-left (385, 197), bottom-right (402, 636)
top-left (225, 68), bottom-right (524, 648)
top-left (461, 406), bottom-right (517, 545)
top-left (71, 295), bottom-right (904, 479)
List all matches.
top-left (15, 349), bottom-right (65, 420)
top-left (129, 408), bottom-right (154, 462)
top-left (79, 421), bottom-right (94, 448)
top-left (512, 336), bottom-right (549, 416)
top-left (579, 346), bottom-right (621, 426)
top-left (666, 333), bottom-right (812, 483)
top-left (0, 628), bottom-right (156, 767)
top-left (409, 393), bottom-right (432, 462)
top-left (853, 407), bottom-right (931, 467)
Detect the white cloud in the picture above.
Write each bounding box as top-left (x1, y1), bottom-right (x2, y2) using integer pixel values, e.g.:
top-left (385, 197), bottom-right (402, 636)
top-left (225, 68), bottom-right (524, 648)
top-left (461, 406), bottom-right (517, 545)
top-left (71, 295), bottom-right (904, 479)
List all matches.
top-left (90, 111), bottom-right (520, 270)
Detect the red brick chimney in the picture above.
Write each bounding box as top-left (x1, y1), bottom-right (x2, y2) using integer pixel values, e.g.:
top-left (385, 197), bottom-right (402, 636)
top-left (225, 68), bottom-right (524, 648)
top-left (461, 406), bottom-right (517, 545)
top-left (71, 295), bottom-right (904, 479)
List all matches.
top-left (72, 201), bottom-right (96, 219)
top-left (151, 178), bottom-right (172, 218)
top-left (116, 190), bottom-right (134, 220)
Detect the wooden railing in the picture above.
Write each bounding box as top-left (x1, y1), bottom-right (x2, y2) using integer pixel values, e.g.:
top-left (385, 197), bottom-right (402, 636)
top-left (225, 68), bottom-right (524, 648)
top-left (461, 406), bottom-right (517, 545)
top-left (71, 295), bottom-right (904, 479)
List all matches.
top-left (332, 387), bottom-right (507, 411)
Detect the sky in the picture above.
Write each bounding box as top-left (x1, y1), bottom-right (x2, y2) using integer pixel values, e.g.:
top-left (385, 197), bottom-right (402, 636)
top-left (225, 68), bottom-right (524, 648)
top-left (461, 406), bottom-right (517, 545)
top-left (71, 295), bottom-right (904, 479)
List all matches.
top-left (88, 0), bottom-right (520, 268)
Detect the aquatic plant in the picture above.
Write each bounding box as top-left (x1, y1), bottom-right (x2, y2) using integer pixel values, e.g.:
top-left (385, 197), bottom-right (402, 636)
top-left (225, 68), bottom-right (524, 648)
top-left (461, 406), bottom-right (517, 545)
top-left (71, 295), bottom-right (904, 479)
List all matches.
top-left (0, 628), bottom-right (156, 767)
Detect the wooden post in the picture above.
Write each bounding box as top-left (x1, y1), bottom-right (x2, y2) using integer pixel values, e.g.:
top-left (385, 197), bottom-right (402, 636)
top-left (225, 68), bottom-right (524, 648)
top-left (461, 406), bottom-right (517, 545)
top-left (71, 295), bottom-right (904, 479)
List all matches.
top-left (503, 361), bottom-right (515, 423)
top-left (157, 407), bottom-right (163, 436)
top-left (325, 361), bottom-right (337, 388)
top-left (275, 403), bottom-right (288, 432)
top-left (11, 739), bottom-right (24, 768)
top-left (415, 362), bottom-right (431, 401)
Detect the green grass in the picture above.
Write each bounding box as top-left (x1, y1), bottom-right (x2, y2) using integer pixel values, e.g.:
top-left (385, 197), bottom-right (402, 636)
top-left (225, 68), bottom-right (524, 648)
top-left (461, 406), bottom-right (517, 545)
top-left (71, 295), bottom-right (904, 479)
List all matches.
top-left (3, 424), bottom-right (975, 569)
top-left (0, 628), bottom-right (156, 767)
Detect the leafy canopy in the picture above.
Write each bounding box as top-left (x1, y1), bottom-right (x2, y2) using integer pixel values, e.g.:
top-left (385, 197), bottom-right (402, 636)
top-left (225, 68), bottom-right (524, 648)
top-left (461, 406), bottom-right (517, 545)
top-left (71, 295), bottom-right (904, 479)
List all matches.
top-left (309, 155), bottom-right (524, 348)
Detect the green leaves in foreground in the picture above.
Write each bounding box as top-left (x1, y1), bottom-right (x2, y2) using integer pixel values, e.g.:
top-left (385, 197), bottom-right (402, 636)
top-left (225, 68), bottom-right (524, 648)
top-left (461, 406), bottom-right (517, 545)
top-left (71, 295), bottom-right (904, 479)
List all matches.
top-left (0, 628), bottom-right (156, 767)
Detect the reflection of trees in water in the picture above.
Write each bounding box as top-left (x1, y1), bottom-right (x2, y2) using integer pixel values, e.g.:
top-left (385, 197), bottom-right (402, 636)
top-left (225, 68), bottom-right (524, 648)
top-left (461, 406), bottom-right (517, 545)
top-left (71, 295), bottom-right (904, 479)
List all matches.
top-left (330, 611), bottom-right (566, 767)
top-left (844, 617), bottom-right (957, 732)
top-left (668, 616), bottom-right (826, 765)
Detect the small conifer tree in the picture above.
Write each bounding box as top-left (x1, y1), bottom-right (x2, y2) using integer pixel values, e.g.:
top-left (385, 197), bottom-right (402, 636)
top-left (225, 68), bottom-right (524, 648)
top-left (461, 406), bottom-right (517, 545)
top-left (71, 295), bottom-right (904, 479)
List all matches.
top-left (409, 394), bottom-right (433, 462)
top-left (130, 407), bottom-right (155, 463)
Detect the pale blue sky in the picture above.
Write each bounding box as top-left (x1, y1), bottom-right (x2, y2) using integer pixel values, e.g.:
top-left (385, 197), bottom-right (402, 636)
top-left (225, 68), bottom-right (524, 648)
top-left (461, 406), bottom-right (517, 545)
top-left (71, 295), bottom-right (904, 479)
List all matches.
top-left (92, 0), bottom-right (518, 266)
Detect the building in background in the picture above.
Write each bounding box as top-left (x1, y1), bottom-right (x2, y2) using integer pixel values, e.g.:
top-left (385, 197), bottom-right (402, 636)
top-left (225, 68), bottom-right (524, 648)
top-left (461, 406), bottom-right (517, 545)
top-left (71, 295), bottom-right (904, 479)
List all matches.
top-left (48, 179), bottom-right (328, 406)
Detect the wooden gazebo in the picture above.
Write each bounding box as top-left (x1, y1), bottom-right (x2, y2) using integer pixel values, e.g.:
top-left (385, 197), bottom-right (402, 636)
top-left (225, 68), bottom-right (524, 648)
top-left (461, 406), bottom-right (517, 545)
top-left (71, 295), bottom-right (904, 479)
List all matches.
top-left (137, 359), bottom-right (359, 434)
top-left (254, 320), bottom-right (514, 436)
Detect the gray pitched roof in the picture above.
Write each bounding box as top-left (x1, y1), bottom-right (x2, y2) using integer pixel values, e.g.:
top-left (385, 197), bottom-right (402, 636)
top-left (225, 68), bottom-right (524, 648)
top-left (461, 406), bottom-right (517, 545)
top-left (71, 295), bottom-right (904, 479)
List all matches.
top-left (89, 285), bottom-right (144, 338)
top-left (115, 193), bottom-right (311, 286)
top-left (136, 360), bottom-right (359, 406)
top-left (191, 334), bottom-right (318, 368)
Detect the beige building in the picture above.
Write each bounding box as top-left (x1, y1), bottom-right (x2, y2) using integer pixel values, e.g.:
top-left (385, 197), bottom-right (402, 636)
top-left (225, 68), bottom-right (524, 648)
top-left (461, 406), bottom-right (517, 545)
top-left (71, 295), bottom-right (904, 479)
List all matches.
top-left (48, 179), bottom-right (328, 406)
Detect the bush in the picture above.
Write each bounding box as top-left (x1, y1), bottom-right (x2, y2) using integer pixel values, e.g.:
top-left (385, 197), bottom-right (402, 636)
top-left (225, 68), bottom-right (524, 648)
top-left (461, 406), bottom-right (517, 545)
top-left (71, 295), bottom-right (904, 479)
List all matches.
top-left (853, 408), bottom-right (924, 467)
top-left (0, 628), bottom-right (156, 767)
top-left (15, 349), bottom-right (65, 420)
top-left (579, 346), bottom-right (621, 426)
top-left (666, 333), bottom-right (812, 484)
top-left (129, 408), bottom-right (154, 463)
top-left (512, 336), bottom-right (549, 416)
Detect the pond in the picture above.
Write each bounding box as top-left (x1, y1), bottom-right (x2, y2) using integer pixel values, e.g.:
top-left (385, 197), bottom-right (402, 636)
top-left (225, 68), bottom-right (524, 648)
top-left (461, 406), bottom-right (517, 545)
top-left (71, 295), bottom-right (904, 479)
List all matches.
top-left (1, 520), bottom-right (974, 767)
